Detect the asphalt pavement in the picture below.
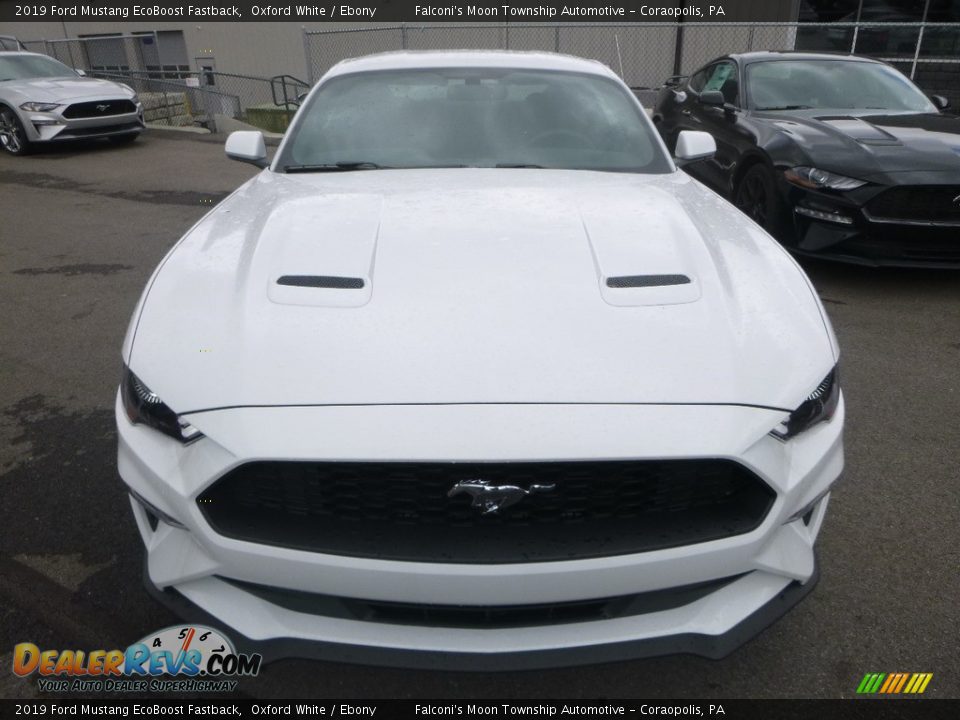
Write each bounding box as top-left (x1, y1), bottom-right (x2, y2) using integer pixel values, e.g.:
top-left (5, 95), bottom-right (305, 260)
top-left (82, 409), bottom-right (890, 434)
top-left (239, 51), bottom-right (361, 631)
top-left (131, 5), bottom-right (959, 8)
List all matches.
top-left (1, 129), bottom-right (957, 699)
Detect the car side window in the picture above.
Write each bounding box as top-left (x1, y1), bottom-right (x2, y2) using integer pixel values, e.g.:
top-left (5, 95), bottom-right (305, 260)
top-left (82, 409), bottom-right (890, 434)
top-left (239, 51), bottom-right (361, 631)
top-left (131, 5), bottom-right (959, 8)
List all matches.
top-left (703, 61), bottom-right (739, 106)
top-left (687, 66), bottom-right (711, 94)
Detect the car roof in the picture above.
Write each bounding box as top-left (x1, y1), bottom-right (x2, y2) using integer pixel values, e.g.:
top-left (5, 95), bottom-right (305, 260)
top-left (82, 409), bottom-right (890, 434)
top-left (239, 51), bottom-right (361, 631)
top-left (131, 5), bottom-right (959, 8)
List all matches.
top-left (325, 50), bottom-right (618, 80)
top-left (727, 50), bottom-right (883, 65)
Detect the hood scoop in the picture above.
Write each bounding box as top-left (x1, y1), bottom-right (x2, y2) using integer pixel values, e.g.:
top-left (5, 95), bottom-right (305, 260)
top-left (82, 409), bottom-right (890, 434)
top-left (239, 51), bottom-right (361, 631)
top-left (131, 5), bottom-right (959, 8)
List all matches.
top-left (579, 194), bottom-right (702, 307)
top-left (277, 275), bottom-right (365, 289)
top-left (269, 271), bottom-right (373, 307)
top-left (261, 193), bottom-right (382, 308)
top-left (606, 274), bottom-right (691, 289)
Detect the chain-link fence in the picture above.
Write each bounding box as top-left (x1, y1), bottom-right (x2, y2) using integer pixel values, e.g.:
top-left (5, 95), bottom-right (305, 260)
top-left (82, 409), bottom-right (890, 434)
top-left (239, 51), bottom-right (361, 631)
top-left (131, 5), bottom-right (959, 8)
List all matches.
top-left (0, 35), bottom-right (26, 51)
top-left (303, 22), bottom-right (960, 107)
top-left (87, 70), bottom-right (309, 132)
top-left (18, 34), bottom-right (310, 133)
top-left (85, 72), bottom-right (239, 130)
top-left (33, 35), bottom-right (171, 77)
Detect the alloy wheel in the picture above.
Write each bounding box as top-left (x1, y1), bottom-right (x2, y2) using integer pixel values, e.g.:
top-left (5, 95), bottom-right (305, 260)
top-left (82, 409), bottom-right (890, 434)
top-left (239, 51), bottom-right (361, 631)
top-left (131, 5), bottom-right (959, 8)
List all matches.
top-left (0, 109), bottom-right (23, 154)
top-left (736, 173), bottom-right (768, 227)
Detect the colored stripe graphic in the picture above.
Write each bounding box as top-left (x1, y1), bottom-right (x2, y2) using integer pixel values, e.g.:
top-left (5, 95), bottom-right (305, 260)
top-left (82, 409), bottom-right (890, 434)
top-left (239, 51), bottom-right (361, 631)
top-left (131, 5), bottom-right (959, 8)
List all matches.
top-left (862, 673), bottom-right (886, 694)
top-left (857, 673), bottom-right (932, 694)
top-left (856, 674), bottom-right (874, 694)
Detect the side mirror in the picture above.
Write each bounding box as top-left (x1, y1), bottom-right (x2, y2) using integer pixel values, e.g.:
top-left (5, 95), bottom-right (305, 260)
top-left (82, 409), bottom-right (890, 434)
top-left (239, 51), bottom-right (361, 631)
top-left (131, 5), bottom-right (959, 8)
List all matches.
top-left (663, 75), bottom-right (687, 88)
top-left (930, 94), bottom-right (950, 110)
top-left (296, 91), bottom-right (309, 105)
top-left (225, 130), bottom-right (268, 169)
top-left (75, 69), bottom-right (87, 77)
top-left (699, 90), bottom-right (725, 107)
top-left (674, 130), bottom-right (716, 166)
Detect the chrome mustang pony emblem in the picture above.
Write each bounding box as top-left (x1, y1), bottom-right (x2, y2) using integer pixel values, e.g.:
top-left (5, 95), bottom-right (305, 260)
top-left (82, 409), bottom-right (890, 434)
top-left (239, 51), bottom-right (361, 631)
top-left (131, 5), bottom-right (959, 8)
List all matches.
top-left (96, 104), bottom-right (110, 112)
top-left (448, 479), bottom-right (556, 515)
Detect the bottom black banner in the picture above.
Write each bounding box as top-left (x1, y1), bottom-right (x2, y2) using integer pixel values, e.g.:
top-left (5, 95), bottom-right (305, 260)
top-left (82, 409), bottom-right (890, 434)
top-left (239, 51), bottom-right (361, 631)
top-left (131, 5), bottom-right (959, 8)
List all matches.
top-left (0, 700), bottom-right (956, 720)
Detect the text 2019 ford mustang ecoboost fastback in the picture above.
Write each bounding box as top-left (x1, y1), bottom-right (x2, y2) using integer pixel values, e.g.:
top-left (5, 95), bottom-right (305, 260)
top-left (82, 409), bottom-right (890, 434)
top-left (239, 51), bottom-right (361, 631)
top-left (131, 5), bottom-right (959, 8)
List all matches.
top-left (117, 51), bottom-right (844, 669)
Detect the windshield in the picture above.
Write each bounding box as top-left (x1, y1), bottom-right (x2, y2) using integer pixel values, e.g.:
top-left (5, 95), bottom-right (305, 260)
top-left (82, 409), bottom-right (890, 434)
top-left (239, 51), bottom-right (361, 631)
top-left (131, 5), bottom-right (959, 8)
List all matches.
top-left (0, 54), bottom-right (77, 81)
top-left (278, 68), bottom-right (671, 173)
top-left (747, 60), bottom-right (936, 113)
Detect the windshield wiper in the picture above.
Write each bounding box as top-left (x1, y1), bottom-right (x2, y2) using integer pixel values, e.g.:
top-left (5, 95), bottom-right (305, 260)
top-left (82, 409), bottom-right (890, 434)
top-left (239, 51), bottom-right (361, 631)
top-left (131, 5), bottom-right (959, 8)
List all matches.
top-left (495, 163), bottom-right (546, 168)
top-left (756, 105), bottom-right (814, 111)
top-left (283, 161), bottom-right (389, 173)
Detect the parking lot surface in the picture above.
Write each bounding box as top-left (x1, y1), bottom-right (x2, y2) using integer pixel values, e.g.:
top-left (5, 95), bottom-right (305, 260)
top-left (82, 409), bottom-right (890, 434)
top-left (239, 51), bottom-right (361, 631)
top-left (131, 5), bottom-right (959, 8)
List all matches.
top-left (1, 130), bottom-right (958, 699)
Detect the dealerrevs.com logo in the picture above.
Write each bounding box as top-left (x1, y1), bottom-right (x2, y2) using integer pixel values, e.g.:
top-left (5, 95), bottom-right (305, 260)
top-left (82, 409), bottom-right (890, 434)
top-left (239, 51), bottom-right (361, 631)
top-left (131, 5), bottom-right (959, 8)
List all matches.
top-left (13, 625), bottom-right (261, 693)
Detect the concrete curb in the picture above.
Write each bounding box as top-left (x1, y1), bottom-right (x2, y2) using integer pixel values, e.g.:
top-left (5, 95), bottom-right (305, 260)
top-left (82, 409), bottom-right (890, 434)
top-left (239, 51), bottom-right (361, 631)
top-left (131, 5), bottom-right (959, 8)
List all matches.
top-left (145, 122), bottom-right (211, 135)
top-left (213, 114), bottom-right (285, 140)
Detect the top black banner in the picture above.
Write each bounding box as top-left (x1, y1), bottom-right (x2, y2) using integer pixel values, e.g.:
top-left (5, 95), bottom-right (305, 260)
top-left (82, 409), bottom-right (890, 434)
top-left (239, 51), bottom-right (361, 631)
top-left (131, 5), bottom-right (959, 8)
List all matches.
top-left (0, 1), bottom-right (796, 24)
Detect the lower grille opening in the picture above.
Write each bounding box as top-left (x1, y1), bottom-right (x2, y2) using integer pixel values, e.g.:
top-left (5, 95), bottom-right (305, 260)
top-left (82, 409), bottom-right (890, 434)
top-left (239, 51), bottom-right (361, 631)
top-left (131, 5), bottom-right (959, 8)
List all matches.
top-left (220, 574), bottom-right (745, 628)
top-left (901, 248), bottom-right (960, 261)
top-left (199, 460), bottom-right (775, 563)
top-left (59, 123), bottom-right (141, 138)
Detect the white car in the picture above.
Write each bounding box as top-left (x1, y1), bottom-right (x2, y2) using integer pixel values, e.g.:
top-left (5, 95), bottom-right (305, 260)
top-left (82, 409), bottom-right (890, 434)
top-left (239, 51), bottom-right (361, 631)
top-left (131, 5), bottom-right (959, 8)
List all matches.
top-left (0, 51), bottom-right (143, 155)
top-left (117, 51), bottom-right (843, 669)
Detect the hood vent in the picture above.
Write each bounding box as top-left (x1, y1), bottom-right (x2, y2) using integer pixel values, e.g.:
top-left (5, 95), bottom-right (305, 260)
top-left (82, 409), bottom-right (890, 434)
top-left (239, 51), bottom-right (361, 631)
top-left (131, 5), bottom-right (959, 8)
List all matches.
top-left (277, 275), bottom-right (365, 289)
top-left (606, 274), bottom-right (691, 289)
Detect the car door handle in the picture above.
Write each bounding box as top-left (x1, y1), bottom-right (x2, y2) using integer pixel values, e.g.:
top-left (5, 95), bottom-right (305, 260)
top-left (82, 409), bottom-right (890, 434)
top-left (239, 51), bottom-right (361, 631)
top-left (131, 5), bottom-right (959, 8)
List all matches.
top-left (681, 110), bottom-right (692, 116)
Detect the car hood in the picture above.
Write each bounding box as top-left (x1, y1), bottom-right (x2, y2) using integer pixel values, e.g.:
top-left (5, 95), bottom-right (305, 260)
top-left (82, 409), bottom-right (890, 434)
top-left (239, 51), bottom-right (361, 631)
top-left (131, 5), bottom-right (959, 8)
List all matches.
top-left (127, 169), bottom-right (835, 412)
top-left (763, 110), bottom-right (960, 179)
top-left (2, 75), bottom-right (133, 102)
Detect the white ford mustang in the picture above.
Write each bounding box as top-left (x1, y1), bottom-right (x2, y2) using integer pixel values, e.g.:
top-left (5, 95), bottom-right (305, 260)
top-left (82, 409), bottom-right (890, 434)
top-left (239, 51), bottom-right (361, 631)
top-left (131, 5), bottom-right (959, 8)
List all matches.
top-left (117, 51), bottom-right (843, 669)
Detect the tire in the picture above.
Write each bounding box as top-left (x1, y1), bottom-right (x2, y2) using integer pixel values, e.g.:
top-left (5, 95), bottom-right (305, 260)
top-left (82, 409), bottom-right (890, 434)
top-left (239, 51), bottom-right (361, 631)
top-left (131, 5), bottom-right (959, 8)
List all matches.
top-left (734, 163), bottom-right (785, 237)
top-left (0, 107), bottom-right (33, 156)
top-left (108, 133), bottom-right (139, 147)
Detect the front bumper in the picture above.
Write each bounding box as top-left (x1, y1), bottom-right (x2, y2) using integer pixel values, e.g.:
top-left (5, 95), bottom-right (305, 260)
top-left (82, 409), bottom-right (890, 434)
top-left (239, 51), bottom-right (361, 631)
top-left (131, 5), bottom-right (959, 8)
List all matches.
top-left (21, 102), bottom-right (144, 143)
top-left (784, 181), bottom-right (960, 268)
top-left (118, 395), bottom-right (844, 669)
top-left (143, 559), bottom-right (821, 670)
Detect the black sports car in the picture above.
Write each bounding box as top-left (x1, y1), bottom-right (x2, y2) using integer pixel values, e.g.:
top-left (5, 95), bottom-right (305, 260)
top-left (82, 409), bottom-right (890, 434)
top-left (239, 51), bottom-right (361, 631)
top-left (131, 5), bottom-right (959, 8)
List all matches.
top-left (653, 51), bottom-right (960, 267)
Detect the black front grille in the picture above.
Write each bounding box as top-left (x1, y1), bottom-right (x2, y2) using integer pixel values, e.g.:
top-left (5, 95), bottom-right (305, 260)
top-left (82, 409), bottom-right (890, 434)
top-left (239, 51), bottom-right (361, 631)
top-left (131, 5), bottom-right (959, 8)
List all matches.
top-left (199, 460), bottom-right (774, 563)
top-left (62, 99), bottom-right (137, 119)
top-left (866, 186), bottom-right (960, 223)
top-left (221, 574), bottom-right (744, 628)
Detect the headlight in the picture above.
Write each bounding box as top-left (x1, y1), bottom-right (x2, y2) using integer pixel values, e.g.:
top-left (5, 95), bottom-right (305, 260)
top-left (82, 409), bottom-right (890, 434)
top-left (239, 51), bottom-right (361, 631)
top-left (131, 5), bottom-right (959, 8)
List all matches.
top-left (121, 366), bottom-right (202, 443)
top-left (770, 367), bottom-right (840, 441)
top-left (784, 166), bottom-right (866, 191)
top-left (119, 83), bottom-right (139, 103)
top-left (19, 102), bottom-right (60, 112)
